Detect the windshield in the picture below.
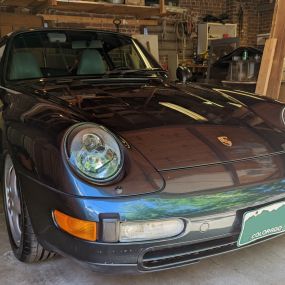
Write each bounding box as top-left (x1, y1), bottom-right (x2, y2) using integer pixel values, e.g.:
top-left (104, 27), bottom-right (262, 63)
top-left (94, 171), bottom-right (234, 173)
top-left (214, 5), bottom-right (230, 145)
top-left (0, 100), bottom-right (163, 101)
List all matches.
top-left (7, 30), bottom-right (160, 81)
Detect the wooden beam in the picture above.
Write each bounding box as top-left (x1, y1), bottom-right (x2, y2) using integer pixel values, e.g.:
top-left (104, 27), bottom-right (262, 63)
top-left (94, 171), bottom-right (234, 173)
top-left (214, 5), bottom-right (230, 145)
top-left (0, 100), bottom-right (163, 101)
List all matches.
top-left (39, 14), bottom-right (159, 26)
top-left (0, 26), bottom-right (13, 37)
top-left (0, 12), bottom-right (43, 27)
top-left (48, 0), bottom-right (161, 18)
top-left (256, 38), bottom-right (277, 95)
top-left (1, 0), bottom-right (186, 18)
top-left (49, 0), bottom-right (57, 5)
top-left (160, 0), bottom-right (166, 15)
top-left (0, 0), bottom-right (51, 12)
top-left (0, 0), bottom-right (40, 7)
top-left (255, 0), bottom-right (285, 99)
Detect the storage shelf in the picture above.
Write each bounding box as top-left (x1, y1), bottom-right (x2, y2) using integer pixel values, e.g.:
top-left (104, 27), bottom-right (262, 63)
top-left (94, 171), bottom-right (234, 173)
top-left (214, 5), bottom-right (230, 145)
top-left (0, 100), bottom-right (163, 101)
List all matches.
top-left (0, 0), bottom-right (186, 17)
top-left (52, 0), bottom-right (161, 17)
top-left (0, 0), bottom-right (45, 7)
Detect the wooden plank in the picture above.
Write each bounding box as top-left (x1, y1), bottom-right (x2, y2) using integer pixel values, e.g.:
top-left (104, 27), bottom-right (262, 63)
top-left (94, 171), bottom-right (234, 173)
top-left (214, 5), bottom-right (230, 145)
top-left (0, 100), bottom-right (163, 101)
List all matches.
top-left (256, 0), bottom-right (285, 99)
top-left (1, 0), bottom-right (186, 17)
top-left (255, 38), bottom-right (277, 95)
top-left (270, 0), bottom-right (278, 36)
top-left (51, 0), bottom-right (161, 17)
top-left (0, 26), bottom-right (12, 37)
top-left (47, 1), bottom-right (185, 17)
top-left (0, 12), bottom-right (43, 27)
top-left (267, 0), bottom-right (285, 99)
top-left (0, 0), bottom-right (50, 10)
top-left (160, 0), bottom-right (166, 15)
top-left (0, 0), bottom-right (34, 6)
top-left (39, 14), bottom-right (158, 26)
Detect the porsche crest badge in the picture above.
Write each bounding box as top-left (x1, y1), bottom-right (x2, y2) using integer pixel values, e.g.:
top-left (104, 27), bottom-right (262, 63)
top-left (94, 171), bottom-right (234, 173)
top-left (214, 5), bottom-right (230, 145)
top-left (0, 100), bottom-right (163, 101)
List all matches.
top-left (217, 136), bottom-right (232, 147)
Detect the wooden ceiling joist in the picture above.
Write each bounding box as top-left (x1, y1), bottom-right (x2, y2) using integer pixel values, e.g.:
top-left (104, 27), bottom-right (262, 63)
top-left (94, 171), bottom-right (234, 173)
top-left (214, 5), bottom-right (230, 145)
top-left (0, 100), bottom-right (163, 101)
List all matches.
top-left (50, 1), bottom-right (161, 17)
top-left (0, 12), bottom-right (43, 26)
top-left (0, 0), bottom-right (49, 7)
top-left (40, 13), bottom-right (159, 26)
top-left (1, 0), bottom-right (186, 17)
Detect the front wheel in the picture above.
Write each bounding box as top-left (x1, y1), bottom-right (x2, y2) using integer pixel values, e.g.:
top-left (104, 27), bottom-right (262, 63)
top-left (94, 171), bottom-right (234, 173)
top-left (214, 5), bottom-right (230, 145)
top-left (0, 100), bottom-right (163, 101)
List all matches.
top-left (2, 154), bottom-right (55, 262)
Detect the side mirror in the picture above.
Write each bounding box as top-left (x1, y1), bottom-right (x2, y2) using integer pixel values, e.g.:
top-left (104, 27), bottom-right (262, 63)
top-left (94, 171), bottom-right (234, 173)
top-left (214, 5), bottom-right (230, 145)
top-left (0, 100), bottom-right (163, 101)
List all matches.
top-left (176, 66), bottom-right (192, 83)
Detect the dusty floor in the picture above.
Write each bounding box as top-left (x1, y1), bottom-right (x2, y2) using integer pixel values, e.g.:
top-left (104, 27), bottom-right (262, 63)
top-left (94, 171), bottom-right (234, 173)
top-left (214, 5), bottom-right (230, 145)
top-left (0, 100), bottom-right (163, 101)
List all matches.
top-left (0, 194), bottom-right (285, 285)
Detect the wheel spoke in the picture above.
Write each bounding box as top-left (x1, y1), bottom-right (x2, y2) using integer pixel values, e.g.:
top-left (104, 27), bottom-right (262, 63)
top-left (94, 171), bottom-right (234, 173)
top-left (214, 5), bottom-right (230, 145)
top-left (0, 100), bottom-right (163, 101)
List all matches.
top-left (4, 155), bottom-right (22, 247)
top-left (14, 199), bottom-right (21, 215)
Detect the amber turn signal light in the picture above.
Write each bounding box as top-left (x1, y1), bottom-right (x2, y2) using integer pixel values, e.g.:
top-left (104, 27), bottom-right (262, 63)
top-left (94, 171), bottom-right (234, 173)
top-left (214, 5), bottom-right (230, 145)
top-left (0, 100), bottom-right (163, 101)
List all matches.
top-left (53, 210), bottom-right (97, 241)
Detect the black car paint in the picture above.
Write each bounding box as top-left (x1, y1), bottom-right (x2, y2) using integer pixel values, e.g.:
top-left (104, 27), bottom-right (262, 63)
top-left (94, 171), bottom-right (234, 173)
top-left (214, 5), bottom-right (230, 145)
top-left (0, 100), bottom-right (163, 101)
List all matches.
top-left (1, 29), bottom-right (285, 272)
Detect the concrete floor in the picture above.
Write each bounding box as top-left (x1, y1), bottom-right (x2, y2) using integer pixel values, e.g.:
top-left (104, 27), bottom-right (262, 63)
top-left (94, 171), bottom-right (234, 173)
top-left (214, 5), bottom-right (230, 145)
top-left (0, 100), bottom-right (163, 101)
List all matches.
top-left (0, 196), bottom-right (285, 285)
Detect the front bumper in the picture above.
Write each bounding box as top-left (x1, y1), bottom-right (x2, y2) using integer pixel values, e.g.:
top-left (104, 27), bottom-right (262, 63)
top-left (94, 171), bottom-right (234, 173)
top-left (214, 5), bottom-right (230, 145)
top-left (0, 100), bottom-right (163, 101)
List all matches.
top-left (18, 173), bottom-right (285, 273)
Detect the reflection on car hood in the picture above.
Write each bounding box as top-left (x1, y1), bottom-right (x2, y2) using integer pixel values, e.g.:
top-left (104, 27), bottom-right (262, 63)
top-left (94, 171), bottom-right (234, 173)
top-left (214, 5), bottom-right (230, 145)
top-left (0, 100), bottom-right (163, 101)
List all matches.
top-left (17, 80), bottom-right (285, 171)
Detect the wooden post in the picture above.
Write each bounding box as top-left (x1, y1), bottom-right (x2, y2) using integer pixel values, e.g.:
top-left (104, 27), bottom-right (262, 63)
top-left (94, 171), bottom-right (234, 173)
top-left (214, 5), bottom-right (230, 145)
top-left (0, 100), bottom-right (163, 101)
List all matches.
top-left (49, 0), bottom-right (57, 6)
top-left (256, 0), bottom-right (285, 99)
top-left (160, 0), bottom-right (166, 15)
top-left (255, 38), bottom-right (277, 95)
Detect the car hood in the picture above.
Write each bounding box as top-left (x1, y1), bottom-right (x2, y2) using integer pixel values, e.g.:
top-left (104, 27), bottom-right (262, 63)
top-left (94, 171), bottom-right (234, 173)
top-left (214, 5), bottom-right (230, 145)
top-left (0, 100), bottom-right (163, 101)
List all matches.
top-left (6, 80), bottom-right (285, 197)
top-left (14, 80), bottom-right (285, 172)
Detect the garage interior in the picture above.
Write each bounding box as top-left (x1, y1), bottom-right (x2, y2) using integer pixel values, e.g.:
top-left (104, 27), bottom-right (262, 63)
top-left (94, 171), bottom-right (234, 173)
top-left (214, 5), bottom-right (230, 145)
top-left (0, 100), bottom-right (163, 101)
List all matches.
top-left (1, 0), bottom-right (285, 284)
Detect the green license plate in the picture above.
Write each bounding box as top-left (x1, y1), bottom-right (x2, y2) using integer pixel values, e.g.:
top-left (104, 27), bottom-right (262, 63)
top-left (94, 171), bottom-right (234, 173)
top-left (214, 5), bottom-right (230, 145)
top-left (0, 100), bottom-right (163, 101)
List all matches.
top-left (237, 201), bottom-right (285, 247)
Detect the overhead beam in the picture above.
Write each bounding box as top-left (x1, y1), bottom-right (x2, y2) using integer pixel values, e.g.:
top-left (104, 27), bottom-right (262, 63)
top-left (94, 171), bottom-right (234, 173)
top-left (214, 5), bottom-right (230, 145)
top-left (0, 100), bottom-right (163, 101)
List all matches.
top-left (46, 0), bottom-right (161, 18)
top-left (1, 0), bottom-right (186, 18)
top-left (160, 0), bottom-right (166, 15)
top-left (39, 14), bottom-right (159, 26)
top-left (0, 12), bottom-right (43, 36)
top-left (0, 12), bottom-right (43, 27)
top-left (0, 0), bottom-right (34, 7)
top-left (255, 0), bottom-right (285, 99)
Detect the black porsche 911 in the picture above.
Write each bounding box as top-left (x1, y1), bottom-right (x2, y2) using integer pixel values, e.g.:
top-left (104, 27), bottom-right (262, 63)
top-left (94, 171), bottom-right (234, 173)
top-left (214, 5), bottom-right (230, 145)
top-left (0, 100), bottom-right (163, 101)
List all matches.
top-left (1, 28), bottom-right (285, 273)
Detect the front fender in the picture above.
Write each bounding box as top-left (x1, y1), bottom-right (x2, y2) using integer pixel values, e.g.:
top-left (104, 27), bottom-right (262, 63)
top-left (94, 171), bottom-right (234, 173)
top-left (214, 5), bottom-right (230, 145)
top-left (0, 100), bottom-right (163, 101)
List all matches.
top-left (1, 90), bottom-right (164, 198)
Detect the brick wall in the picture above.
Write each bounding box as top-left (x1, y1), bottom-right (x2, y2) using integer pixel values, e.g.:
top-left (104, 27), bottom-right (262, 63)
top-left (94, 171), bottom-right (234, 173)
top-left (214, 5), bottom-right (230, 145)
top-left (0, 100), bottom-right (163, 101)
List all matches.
top-left (179, 0), bottom-right (227, 22)
top-left (178, 0), bottom-right (274, 46)
top-left (44, 1), bottom-right (275, 45)
top-left (258, 0), bottom-right (274, 34)
top-left (1, 1), bottom-right (275, 51)
top-left (259, 9), bottom-right (273, 34)
top-left (226, 0), bottom-right (259, 46)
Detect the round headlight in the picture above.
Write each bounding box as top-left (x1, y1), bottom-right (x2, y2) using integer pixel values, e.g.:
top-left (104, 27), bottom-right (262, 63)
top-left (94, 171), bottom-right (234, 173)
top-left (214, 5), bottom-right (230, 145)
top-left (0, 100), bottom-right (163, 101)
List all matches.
top-left (64, 123), bottom-right (124, 184)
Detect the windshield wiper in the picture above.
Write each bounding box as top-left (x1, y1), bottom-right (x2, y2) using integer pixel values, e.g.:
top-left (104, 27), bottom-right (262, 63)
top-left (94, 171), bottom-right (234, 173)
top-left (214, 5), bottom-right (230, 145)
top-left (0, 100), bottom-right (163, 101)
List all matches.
top-left (11, 69), bottom-right (167, 86)
top-left (106, 68), bottom-right (167, 76)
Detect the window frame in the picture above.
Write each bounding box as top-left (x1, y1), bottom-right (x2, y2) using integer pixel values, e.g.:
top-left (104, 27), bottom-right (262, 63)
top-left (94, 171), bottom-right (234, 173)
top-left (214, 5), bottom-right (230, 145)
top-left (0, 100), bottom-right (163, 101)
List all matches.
top-left (2, 30), bottom-right (163, 85)
top-left (0, 36), bottom-right (8, 85)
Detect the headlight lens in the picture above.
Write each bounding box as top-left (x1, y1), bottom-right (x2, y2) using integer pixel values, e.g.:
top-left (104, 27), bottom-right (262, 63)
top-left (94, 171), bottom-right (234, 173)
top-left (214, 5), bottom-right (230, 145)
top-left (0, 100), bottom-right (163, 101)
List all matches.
top-left (64, 123), bottom-right (123, 184)
top-left (119, 219), bottom-right (185, 242)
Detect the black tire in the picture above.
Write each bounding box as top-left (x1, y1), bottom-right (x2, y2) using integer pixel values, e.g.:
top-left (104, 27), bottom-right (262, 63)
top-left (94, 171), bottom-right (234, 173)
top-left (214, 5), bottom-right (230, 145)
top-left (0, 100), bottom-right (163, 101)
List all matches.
top-left (2, 154), bottom-right (56, 263)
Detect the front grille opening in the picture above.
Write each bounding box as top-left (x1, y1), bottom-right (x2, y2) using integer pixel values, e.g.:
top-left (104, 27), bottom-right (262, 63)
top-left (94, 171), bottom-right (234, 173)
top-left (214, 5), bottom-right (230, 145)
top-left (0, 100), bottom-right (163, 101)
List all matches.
top-left (141, 236), bottom-right (238, 270)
